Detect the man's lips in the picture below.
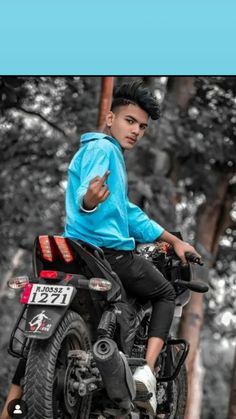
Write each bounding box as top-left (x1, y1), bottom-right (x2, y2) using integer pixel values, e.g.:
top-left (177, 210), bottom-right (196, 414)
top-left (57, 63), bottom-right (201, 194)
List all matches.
top-left (126, 136), bottom-right (137, 143)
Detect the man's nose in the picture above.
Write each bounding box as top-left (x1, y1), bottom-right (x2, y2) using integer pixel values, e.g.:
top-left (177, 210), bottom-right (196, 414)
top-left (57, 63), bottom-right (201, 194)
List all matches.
top-left (131, 124), bottom-right (140, 135)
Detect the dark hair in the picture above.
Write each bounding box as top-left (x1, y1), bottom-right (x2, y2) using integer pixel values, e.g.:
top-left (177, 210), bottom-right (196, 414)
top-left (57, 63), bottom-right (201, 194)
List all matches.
top-left (111, 81), bottom-right (160, 120)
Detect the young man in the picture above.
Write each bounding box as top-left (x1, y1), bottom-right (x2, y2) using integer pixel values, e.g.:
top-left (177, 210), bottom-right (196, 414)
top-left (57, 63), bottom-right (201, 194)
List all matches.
top-left (1, 81), bottom-right (200, 418)
top-left (64, 81), bottom-right (200, 415)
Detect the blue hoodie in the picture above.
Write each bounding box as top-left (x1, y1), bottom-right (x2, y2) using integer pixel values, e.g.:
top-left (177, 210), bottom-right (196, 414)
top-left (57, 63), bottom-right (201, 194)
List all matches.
top-left (64, 132), bottom-right (164, 250)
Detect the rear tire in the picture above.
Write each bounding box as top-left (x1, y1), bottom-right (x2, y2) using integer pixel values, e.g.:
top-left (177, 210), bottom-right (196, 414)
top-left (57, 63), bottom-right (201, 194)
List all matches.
top-left (24, 310), bottom-right (92, 419)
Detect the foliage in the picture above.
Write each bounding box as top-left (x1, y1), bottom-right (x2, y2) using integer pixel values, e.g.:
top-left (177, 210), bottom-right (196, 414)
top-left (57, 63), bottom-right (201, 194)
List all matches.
top-left (0, 77), bottom-right (101, 271)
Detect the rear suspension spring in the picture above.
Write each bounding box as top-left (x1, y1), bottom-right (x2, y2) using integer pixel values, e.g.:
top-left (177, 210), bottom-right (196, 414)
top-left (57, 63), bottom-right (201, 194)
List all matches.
top-left (97, 310), bottom-right (116, 339)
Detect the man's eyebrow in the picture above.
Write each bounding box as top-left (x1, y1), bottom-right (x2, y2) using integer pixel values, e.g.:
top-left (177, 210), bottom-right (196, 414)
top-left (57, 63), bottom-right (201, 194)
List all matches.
top-left (125, 114), bottom-right (148, 127)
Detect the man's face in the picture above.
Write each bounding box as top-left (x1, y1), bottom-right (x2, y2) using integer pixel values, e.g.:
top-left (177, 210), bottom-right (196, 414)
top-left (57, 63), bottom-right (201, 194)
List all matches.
top-left (106, 104), bottom-right (149, 150)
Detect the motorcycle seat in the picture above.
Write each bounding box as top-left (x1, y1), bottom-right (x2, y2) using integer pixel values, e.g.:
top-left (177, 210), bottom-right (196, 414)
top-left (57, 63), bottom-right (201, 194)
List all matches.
top-left (33, 235), bottom-right (126, 302)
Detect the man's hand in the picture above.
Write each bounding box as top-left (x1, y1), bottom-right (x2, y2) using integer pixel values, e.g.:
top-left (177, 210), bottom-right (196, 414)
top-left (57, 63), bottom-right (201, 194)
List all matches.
top-left (83, 171), bottom-right (110, 210)
top-left (172, 240), bottom-right (201, 264)
top-left (158, 230), bottom-right (201, 264)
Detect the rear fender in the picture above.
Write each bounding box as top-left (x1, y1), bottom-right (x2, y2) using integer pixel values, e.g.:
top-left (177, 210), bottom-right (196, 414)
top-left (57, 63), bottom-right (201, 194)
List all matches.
top-left (24, 305), bottom-right (68, 339)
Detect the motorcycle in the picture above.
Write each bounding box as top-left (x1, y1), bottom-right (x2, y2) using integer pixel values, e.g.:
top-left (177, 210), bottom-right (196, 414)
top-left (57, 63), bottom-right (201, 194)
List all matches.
top-left (8, 233), bottom-right (207, 419)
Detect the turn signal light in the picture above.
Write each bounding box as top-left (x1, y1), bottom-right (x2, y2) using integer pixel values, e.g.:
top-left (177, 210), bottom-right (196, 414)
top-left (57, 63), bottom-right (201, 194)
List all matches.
top-left (7, 276), bottom-right (29, 289)
top-left (88, 278), bottom-right (112, 292)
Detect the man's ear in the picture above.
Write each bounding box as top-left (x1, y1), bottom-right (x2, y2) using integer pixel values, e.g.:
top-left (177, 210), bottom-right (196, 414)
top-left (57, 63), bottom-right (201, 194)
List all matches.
top-left (106, 111), bottom-right (115, 127)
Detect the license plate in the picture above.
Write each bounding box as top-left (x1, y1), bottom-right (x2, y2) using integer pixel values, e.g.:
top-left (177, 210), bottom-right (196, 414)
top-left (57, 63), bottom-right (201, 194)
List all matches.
top-left (21, 283), bottom-right (74, 306)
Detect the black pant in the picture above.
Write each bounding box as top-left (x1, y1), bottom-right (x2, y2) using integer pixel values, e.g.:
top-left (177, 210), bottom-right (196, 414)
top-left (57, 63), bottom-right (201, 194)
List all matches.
top-left (103, 249), bottom-right (176, 341)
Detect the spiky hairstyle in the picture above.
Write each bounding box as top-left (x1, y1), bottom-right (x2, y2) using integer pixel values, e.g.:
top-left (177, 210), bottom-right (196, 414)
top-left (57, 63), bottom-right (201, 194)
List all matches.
top-left (111, 81), bottom-right (160, 120)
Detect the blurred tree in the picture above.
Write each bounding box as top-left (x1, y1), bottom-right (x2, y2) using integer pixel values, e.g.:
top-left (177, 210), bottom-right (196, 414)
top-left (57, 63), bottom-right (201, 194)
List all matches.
top-left (158, 76), bottom-right (236, 418)
top-left (0, 76), bottom-right (101, 274)
top-left (97, 77), bottom-right (114, 131)
top-left (228, 350), bottom-right (236, 418)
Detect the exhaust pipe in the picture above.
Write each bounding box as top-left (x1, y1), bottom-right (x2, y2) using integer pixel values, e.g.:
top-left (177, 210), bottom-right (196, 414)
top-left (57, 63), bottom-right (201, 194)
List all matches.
top-left (93, 337), bottom-right (135, 410)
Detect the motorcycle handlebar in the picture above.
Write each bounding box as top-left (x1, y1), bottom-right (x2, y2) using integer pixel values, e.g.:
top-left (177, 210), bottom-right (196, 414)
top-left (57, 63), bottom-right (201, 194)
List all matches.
top-left (185, 252), bottom-right (204, 266)
top-left (177, 279), bottom-right (209, 293)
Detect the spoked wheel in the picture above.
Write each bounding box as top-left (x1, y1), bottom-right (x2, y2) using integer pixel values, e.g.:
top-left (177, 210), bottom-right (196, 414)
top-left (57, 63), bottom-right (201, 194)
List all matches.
top-left (24, 311), bottom-right (92, 419)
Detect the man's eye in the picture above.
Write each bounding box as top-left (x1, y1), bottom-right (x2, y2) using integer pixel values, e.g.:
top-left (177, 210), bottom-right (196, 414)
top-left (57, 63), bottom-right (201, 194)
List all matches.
top-left (126, 119), bottom-right (133, 124)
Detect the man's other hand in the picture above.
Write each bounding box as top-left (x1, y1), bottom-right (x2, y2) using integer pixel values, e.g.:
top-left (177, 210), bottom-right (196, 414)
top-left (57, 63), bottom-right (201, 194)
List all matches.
top-left (83, 171), bottom-right (110, 210)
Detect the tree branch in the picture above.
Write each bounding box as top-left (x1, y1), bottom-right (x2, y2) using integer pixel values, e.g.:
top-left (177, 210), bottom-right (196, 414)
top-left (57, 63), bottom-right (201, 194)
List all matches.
top-left (13, 106), bottom-right (68, 137)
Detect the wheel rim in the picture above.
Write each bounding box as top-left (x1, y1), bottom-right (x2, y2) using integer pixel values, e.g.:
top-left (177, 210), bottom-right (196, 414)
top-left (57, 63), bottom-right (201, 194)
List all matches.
top-left (52, 328), bottom-right (84, 418)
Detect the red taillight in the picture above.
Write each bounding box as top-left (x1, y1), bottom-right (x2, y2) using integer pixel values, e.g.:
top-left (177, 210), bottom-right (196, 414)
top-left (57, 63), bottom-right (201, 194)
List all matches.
top-left (54, 236), bottom-right (74, 263)
top-left (39, 236), bottom-right (53, 262)
top-left (39, 270), bottom-right (72, 281)
top-left (40, 270), bottom-right (58, 279)
top-left (20, 283), bottom-right (33, 303)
